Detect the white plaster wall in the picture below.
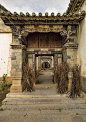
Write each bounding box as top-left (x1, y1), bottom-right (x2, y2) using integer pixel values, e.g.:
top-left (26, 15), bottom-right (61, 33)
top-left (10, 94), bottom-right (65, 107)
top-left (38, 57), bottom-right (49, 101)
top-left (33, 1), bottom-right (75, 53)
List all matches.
top-left (0, 33), bottom-right (12, 77)
top-left (77, 0), bottom-right (86, 76)
top-left (77, 16), bottom-right (86, 76)
top-left (81, 0), bottom-right (86, 11)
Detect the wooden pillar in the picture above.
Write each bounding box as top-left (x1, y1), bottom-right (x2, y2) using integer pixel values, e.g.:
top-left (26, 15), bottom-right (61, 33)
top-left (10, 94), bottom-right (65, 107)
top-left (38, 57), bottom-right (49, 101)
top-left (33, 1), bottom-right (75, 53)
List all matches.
top-left (52, 56), bottom-right (54, 69)
top-left (32, 54), bottom-right (36, 84)
top-left (38, 56), bottom-right (41, 71)
top-left (54, 54), bottom-right (58, 83)
top-left (36, 56), bottom-right (38, 71)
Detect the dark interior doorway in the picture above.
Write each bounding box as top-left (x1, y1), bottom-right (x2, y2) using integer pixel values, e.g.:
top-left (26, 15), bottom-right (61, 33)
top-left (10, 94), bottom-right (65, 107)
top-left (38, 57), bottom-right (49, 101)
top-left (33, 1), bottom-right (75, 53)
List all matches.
top-left (42, 62), bottom-right (50, 69)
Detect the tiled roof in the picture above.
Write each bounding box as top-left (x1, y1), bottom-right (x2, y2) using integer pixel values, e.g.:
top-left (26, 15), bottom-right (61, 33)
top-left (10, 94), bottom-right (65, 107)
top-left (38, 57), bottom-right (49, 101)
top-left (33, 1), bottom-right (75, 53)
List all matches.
top-left (0, 11), bottom-right (85, 25)
top-left (66, 0), bottom-right (85, 14)
top-left (0, 4), bottom-right (8, 12)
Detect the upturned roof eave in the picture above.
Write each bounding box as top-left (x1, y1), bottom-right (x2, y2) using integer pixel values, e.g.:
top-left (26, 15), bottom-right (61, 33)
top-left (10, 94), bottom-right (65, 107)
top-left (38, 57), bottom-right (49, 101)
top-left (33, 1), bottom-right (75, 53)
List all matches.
top-left (66, 0), bottom-right (85, 14)
top-left (1, 10), bottom-right (85, 26)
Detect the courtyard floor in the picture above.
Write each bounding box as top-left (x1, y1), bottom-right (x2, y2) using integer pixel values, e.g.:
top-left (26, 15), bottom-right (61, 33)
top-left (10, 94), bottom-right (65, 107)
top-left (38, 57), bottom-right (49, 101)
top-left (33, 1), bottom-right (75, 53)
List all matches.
top-left (0, 70), bottom-right (86, 122)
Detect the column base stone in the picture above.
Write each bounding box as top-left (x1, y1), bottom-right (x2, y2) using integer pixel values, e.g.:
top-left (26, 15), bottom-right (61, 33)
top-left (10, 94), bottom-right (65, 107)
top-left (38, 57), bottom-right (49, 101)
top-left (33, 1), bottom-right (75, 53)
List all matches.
top-left (10, 86), bottom-right (22, 93)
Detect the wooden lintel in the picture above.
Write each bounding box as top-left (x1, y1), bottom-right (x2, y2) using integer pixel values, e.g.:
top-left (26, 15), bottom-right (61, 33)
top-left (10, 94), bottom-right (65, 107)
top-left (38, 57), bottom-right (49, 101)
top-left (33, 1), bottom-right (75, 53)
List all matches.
top-left (5, 22), bottom-right (79, 26)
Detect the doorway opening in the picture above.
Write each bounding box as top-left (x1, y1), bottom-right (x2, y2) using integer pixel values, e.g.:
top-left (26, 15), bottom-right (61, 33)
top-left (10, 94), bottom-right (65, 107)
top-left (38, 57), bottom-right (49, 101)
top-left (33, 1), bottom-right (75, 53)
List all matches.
top-left (35, 54), bottom-right (54, 85)
top-left (42, 62), bottom-right (50, 69)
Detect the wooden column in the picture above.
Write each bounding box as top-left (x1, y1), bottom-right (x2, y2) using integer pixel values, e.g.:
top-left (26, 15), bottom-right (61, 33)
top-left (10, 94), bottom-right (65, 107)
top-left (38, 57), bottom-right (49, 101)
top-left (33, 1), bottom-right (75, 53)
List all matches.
top-left (38, 56), bottom-right (41, 71)
top-left (51, 56), bottom-right (54, 69)
top-left (36, 56), bottom-right (38, 71)
top-left (54, 54), bottom-right (58, 83)
top-left (32, 54), bottom-right (36, 84)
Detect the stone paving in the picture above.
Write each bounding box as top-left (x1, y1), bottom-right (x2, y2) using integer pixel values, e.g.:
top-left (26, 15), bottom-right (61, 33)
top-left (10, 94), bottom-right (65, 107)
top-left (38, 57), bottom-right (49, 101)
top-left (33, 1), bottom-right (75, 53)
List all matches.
top-left (0, 70), bottom-right (86, 122)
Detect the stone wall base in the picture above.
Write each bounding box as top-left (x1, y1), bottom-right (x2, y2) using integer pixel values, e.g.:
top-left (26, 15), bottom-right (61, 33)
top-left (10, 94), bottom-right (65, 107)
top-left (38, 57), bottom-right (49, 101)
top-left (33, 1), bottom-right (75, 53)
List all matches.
top-left (80, 76), bottom-right (86, 93)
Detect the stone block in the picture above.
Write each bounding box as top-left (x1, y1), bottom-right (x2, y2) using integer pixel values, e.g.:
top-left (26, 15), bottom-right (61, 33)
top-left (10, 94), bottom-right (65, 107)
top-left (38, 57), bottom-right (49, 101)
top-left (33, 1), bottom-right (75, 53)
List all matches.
top-left (73, 49), bottom-right (77, 51)
top-left (10, 85), bottom-right (22, 93)
top-left (12, 52), bottom-right (16, 56)
top-left (16, 56), bottom-right (22, 60)
top-left (11, 56), bottom-right (16, 60)
top-left (11, 72), bottom-right (22, 78)
top-left (67, 56), bottom-right (71, 59)
top-left (16, 68), bottom-right (22, 72)
top-left (67, 49), bottom-right (73, 52)
top-left (13, 65), bottom-right (19, 69)
top-left (67, 51), bottom-right (73, 56)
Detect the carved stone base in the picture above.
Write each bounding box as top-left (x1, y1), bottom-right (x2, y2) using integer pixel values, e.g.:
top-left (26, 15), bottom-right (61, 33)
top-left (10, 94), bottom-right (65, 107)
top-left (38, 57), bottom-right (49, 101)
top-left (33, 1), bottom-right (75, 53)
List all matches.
top-left (10, 86), bottom-right (22, 93)
top-left (10, 79), bottom-right (22, 93)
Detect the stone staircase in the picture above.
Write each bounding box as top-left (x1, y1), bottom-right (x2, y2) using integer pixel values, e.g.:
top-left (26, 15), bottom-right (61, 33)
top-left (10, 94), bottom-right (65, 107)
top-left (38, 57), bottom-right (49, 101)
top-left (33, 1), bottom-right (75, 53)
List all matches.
top-left (2, 83), bottom-right (85, 106)
top-left (1, 91), bottom-right (86, 122)
top-left (0, 71), bottom-right (86, 122)
top-left (1, 69), bottom-right (86, 112)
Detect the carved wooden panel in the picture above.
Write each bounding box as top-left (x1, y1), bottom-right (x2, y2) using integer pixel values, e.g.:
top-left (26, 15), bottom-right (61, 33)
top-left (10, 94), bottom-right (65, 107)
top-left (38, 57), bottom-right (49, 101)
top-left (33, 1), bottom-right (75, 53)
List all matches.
top-left (50, 33), bottom-right (62, 47)
top-left (28, 33), bottom-right (38, 47)
top-left (39, 33), bottom-right (50, 47)
top-left (28, 33), bottom-right (62, 48)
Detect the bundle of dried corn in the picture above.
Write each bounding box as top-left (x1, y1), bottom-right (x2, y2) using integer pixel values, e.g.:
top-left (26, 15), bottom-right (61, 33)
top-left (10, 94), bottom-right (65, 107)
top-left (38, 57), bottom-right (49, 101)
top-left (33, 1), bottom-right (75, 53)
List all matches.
top-left (69, 66), bottom-right (81, 98)
top-left (22, 62), bottom-right (34, 92)
top-left (56, 62), bottom-right (69, 94)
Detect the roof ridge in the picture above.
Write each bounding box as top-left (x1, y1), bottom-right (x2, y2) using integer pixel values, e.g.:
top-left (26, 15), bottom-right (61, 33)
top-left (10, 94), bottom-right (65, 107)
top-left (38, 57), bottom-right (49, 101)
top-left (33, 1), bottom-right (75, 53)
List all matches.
top-left (0, 4), bottom-right (9, 12)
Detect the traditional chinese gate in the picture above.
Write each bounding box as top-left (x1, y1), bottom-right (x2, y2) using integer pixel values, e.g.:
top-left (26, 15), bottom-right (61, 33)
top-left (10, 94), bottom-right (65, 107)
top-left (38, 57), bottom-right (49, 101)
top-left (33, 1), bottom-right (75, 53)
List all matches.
top-left (1, 9), bottom-right (84, 93)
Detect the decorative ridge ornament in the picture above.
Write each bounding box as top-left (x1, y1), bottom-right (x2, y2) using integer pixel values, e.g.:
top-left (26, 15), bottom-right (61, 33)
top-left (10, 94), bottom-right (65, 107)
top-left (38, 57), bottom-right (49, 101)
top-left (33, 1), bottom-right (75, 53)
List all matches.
top-left (39, 12), bottom-right (42, 17)
top-left (51, 12), bottom-right (54, 17)
top-left (14, 12), bottom-right (19, 16)
top-left (26, 12), bottom-right (30, 17)
top-left (45, 12), bottom-right (48, 17)
top-left (32, 12), bottom-right (36, 17)
top-left (20, 12), bottom-right (25, 17)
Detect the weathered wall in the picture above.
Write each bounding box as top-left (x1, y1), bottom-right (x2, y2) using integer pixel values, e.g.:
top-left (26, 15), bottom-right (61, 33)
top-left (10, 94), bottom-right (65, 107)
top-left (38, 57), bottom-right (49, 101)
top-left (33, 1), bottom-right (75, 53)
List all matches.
top-left (0, 18), bottom-right (12, 77)
top-left (63, 37), bottom-right (78, 67)
top-left (77, 1), bottom-right (86, 92)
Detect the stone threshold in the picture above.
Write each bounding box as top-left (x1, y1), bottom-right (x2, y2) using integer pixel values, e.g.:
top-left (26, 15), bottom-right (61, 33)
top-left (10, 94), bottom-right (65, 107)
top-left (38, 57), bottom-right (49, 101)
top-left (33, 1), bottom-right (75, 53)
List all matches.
top-left (6, 93), bottom-right (67, 98)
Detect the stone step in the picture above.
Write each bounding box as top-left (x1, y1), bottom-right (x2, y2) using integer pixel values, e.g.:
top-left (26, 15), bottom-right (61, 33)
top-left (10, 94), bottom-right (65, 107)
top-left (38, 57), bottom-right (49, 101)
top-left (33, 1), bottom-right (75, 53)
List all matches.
top-left (2, 97), bottom-right (86, 105)
top-left (6, 93), bottom-right (67, 98)
top-left (1, 103), bottom-right (86, 111)
top-left (34, 84), bottom-right (57, 89)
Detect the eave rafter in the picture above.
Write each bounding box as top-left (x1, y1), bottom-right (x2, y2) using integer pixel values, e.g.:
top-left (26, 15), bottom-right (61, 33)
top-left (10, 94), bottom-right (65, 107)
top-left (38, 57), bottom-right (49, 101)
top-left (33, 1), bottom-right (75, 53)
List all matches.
top-left (66, 0), bottom-right (85, 14)
top-left (0, 10), bottom-right (85, 26)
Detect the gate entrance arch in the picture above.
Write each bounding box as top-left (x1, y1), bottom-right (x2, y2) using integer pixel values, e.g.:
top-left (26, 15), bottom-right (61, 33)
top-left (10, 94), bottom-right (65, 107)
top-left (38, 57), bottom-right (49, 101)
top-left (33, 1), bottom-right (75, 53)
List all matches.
top-left (1, 9), bottom-right (82, 92)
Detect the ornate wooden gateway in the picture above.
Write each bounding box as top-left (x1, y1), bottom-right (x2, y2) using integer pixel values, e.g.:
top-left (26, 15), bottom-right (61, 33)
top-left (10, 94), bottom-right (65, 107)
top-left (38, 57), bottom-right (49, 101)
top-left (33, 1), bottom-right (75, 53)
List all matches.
top-left (0, 1), bottom-right (85, 92)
